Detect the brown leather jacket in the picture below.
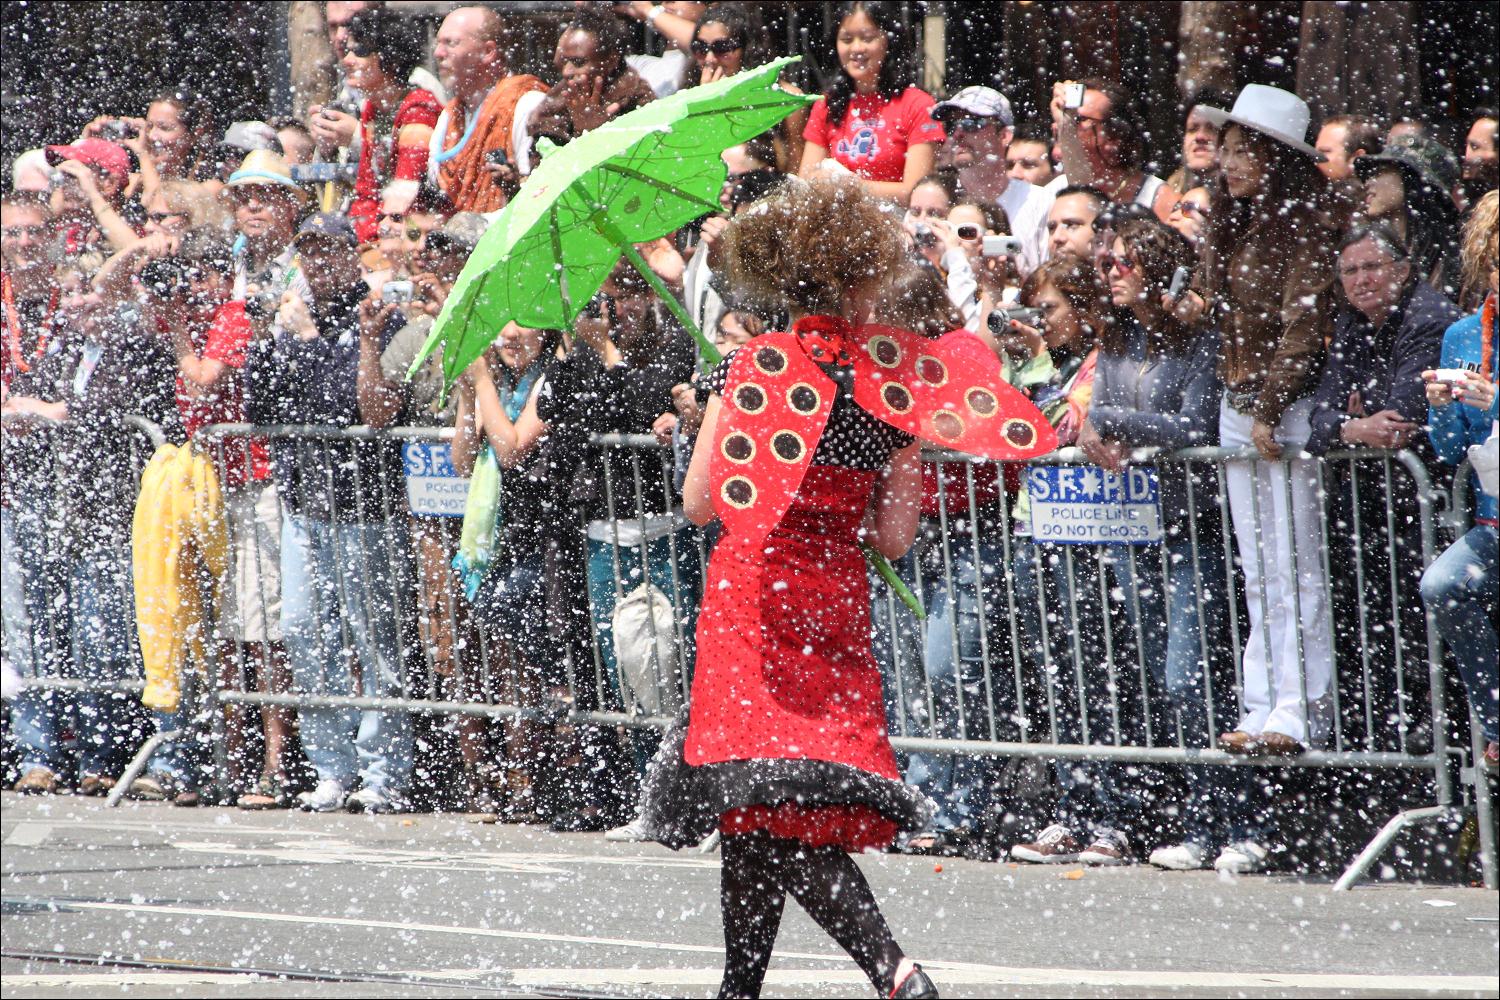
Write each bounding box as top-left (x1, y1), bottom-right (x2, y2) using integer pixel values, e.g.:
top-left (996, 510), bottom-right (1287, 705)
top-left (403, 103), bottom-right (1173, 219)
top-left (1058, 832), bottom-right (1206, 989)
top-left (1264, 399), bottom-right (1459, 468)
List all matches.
top-left (1198, 196), bottom-right (1344, 427)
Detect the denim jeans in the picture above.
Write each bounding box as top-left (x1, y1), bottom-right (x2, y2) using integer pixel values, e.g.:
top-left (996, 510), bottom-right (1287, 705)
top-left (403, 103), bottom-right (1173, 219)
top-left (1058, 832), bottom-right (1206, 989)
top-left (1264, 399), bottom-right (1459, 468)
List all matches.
top-left (1421, 525), bottom-right (1499, 743)
top-left (68, 542), bottom-right (144, 777)
top-left (1010, 535), bottom-right (1145, 837)
top-left (3, 504), bottom-right (71, 774)
top-left (1102, 537), bottom-right (1263, 848)
top-left (868, 547), bottom-right (926, 744)
top-left (903, 535), bottom-right (1014, 833)
top-left (281, 512), bottom-right (413, 795)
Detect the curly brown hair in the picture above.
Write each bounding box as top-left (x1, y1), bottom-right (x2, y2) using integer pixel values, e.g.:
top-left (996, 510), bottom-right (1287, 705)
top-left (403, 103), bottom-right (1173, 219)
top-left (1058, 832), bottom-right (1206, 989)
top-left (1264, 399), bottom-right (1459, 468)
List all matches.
top-left (717, 176), bottom-right (907, 317)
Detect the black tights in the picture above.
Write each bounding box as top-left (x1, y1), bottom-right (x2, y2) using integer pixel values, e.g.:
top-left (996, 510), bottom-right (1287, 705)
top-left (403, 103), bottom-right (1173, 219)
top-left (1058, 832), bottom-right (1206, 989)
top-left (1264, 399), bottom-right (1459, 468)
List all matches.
top-left (718, 830), bottom-right (905, 999)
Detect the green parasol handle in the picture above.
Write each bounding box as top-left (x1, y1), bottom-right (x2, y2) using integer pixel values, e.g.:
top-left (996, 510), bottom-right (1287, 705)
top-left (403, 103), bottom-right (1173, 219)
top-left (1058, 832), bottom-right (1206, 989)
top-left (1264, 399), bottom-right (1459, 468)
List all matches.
top-left (592, 212), bottom-right (925, 620)
top-left (861, 542), bottom-right (926, 621)
top-left (592, 212), bottom-right (722, 366)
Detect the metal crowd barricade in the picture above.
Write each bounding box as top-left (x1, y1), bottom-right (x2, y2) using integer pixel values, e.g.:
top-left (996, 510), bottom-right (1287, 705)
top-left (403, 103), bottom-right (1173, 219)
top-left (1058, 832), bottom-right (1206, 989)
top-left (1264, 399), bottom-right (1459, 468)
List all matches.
top-left (190, 422), bottom-right (675, 745)
top-left (1437, 458), bottom-right (1497, 890)
top-left (10, 412), bottom-right (1490, 886)
top-left (2, 413), bottom-right (163, 785)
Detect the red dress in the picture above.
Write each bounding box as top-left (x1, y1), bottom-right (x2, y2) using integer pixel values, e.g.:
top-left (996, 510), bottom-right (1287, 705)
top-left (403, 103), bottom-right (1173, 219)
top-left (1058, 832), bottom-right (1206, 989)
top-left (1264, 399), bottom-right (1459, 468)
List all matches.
top-left (642, 317), bottom-right (1053, 853)
top-left (686, 464), bottom-right (903, 851)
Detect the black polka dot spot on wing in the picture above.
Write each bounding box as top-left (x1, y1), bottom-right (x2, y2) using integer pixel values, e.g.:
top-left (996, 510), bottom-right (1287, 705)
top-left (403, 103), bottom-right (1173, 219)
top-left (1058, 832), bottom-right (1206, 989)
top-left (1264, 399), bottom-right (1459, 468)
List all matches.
top-left (1004, 418), bottom-right (1037, 448)
top-left (966, 387), bottom-right (998, 417)
top-left (771, 430), bottom-right (805, 463)
top-left (722, 476), bottom-right (756, 508)
top-left (869, 336), bottom-right (901, 368)
top-left (722, 432), bottom-right (755, 463)
top-left (881, 382), bottom-right (913, 413)
top-left (734, 382), bottom-right (767, 414)
top-left (787, 382), bottom-right (820, 415)
top-left (916, 355), bottom-right (947, 387)
top-left (932, 410), bottom-right (964, 441)
top-left (754, 346), bottom-right (787, 375)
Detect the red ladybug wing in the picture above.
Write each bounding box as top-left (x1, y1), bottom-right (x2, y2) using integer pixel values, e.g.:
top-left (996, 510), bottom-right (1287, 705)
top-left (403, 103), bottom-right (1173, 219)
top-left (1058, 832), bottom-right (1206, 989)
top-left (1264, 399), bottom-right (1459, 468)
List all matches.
top-left (709, 331), bottom-right (835, 542)
top-left (850, 325), bottom-right (1058, 459)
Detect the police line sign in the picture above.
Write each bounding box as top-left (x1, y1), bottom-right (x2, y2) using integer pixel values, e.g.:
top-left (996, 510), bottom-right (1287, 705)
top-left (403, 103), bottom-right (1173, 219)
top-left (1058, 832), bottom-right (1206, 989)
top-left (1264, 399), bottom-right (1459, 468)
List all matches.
top-left (402, 441), bottom-right (470, 517)
top-left (1026, 465), bottom-right (1163, 545)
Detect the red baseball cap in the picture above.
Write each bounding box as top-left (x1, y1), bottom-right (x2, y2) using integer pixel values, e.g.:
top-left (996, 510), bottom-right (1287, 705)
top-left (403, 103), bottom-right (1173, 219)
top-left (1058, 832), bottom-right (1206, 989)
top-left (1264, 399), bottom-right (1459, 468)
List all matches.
top-left (44, 139), bottom-right (130, 183)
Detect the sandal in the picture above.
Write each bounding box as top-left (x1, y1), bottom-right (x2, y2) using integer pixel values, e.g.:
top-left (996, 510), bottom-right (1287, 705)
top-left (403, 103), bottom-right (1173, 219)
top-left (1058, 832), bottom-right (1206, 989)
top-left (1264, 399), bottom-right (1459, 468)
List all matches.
top-left (238, 772), bottom-right (293, 810)
top-left (904, 828), bottom-right (972, 858)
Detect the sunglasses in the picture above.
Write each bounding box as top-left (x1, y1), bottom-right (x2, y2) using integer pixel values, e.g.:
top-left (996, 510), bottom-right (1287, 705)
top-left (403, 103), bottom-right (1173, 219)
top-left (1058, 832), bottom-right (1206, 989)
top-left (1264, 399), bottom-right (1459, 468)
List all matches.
top-left (1101, 252), bottom-right (1136, 274)
top-left (380, 212), bottom-right (424, 241)
top-left (955, 224), bottom-right (982, 241)
top-left (145, 210), bottom-right (187, 225)
top-left (691, 38), bottom-right (743, 57)
top-left (1175, 200), bottom-right (1206, 217)
top-left (949, 116), bottom-right (995, 133)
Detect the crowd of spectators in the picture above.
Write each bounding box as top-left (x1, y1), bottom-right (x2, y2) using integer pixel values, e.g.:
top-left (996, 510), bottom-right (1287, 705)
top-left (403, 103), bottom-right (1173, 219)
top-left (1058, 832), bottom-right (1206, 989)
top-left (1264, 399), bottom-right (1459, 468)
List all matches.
top-left (1, 1), bottom-right (1496, 878)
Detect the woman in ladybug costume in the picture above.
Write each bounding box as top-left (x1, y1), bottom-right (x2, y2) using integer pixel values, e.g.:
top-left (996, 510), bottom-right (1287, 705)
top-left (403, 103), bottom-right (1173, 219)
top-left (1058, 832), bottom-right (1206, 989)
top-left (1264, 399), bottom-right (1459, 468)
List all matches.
top-left (641, 178), bottom-right (1054, 999)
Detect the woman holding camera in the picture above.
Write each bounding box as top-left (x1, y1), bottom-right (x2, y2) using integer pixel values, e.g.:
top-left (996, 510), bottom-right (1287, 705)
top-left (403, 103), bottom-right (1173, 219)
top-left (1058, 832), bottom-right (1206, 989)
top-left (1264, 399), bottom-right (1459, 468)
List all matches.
top-left (1, 252), bottom-right (179, 795)
top-left (1076, 218), bottom-right (1263, 871)
top-left (1421, 190), bottom-right (1499, 770)
top-left (309, 8), bottom-right (441, 243)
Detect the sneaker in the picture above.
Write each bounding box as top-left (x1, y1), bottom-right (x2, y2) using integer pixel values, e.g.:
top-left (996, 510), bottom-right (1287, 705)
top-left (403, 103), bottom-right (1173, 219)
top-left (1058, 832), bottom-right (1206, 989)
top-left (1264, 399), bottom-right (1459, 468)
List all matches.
top-left (1011, 823), bottom-right (1083, 864)
top-left (296, 778), bottom-right (348, 813)
top-left (1149, 841), bottom-right (1210, 871)
top-left (1079, 829), bottom-right (1131, 866)
top-left (1214, 840), bottom-right (1269, 875)
top-left (345, 785), bottom-right (403, 814)
top-left (14, 767), bottom-right (58, 795)
top-left (126, 775), bottom-right (170, 801)
top-left (605, 815), bottom-right (651, 842)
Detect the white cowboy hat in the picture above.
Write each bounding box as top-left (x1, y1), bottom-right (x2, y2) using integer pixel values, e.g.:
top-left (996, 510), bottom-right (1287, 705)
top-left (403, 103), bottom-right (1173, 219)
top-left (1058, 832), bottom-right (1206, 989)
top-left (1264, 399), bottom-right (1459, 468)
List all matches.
top-left (1196, 84), bottom-right (1325, 162)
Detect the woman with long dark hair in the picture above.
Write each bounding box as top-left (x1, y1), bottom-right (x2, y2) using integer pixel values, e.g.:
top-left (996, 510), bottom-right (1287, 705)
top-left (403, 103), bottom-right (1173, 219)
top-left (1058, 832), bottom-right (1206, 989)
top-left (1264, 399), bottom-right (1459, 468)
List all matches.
top-left (1079, 217), bottom-right (1263, 870)
top-left (798, 1), bottom-right (942, 205)
top-left (1182, 86), bottom-right (1347, 812)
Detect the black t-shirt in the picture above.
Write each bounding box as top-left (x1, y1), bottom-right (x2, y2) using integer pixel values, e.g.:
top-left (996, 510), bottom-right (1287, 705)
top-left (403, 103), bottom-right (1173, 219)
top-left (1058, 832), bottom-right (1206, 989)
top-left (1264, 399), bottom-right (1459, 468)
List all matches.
top-left (702, 348), bottom-right (913, 471)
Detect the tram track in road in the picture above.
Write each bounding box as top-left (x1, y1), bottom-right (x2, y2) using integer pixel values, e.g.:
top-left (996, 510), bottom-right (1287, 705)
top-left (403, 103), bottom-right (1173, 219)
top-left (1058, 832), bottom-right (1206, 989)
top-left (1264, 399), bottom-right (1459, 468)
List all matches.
top-left (1, 946), bottom-right (638, 999)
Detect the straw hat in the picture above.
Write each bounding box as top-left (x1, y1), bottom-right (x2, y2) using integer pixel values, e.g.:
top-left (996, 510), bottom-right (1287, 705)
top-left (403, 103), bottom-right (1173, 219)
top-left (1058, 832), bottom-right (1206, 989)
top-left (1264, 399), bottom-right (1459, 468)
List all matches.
top-left (1195, 84), bottom-right (1325, 161)
top-left (225, 149), bottom-right (310, 202)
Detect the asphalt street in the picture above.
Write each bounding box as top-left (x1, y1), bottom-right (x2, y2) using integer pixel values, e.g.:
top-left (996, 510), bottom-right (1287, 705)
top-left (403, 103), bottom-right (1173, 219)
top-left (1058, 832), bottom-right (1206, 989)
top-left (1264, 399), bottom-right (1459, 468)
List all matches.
top-left (2, 794), bottom-right (1496, 999)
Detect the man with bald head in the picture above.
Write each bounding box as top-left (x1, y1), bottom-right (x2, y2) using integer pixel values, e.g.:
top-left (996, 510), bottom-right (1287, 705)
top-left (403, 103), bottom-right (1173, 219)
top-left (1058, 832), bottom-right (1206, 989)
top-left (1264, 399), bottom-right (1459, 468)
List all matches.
top-left (427, 5), bottom-right (548, 212)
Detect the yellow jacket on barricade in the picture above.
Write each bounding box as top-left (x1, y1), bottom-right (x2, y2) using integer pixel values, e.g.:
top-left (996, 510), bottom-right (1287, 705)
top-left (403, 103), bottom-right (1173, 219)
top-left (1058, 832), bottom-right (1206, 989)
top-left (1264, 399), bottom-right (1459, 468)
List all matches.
top-left (132, 443), bottom-right (228, 713)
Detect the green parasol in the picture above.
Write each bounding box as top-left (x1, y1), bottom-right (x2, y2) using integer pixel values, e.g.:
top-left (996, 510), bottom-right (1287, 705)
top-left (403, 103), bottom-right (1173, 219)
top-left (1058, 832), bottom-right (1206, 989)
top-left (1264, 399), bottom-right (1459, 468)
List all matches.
top-left (410, 57), bottom-right (926, 618)
top-left (411, 56), bottom-right (814, 384)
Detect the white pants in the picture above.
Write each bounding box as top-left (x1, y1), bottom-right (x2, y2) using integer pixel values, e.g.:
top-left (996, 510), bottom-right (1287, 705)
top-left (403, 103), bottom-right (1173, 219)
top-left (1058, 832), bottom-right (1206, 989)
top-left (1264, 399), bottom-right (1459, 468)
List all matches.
top-left (1220, 395), bottom-right (1333, 746)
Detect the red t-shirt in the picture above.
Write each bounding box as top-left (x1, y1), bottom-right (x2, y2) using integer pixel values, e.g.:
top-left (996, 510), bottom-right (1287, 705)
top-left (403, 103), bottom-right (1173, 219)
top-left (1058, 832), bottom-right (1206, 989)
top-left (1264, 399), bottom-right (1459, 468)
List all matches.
top-left (803, 86), bottom-right (946, 182)
top-left (175, 300), bottom-right (270, 485)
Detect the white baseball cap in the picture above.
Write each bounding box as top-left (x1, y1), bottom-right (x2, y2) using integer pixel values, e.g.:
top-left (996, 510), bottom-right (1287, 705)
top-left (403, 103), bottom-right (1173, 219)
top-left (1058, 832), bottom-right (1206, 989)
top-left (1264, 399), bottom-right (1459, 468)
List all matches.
top-left (933, 87), bottom-right (1015, 128)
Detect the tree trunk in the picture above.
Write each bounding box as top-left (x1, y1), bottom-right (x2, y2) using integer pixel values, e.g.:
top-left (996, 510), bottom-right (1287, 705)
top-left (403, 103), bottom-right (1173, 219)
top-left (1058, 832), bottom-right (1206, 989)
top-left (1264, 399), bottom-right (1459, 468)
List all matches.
top-left (287, 0), bottom-right (334, 118)
top-left (1177, 1), bottom-right (1238, 98)
top-left (1297, 1), bottom-right (1420, 122)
